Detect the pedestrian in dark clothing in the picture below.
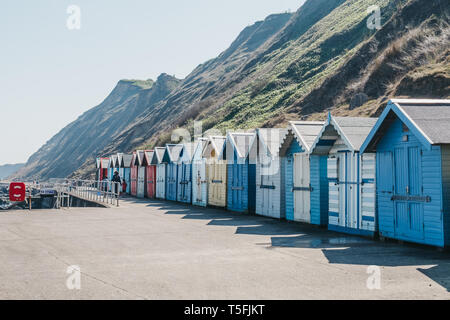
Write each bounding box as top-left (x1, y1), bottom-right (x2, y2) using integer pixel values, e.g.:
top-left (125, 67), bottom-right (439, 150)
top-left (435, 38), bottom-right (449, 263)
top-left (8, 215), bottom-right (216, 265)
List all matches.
top-left (122, 179), bottom-right (127, 193)
top-left (101, 177), bottom-right (108, 191)
top-left (111, 171), bottom-right (121, 197)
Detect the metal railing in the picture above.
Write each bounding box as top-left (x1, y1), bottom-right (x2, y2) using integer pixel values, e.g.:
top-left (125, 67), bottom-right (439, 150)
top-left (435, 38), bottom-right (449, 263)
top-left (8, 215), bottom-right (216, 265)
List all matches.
top-left (31, 180), bottom-right (121, 207)
top-left (64, 180), bottom-right (121, 207)
top-left (1, 180), bottom-right (121, 209)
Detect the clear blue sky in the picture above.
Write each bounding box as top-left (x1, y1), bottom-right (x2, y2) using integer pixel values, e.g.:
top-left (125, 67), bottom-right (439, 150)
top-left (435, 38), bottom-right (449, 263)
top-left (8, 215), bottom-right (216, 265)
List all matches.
top-left (0, 0), bottom-right (304, 165)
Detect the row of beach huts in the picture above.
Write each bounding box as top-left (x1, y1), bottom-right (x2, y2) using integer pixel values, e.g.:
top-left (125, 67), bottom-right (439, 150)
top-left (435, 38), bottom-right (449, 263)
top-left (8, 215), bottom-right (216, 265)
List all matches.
top-left (95, 99), bottom-right (450, 248)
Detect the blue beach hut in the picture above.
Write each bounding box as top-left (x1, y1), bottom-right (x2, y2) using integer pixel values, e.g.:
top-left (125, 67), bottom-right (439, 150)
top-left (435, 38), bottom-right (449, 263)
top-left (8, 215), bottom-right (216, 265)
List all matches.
top-left (163, 144), bottom-right (183, 201)
top-left (223, 131), bottom-right (256, 213)
top-left (177, 143), bottom-right (195, 204)
top-left (119, 153), bottom-right (133, 194)
top-left (361, 99), bottom-right (450, 247)
top-left (279, 121), bottom-right (324, 223)
top-left (109, 154), bottom-right (118, 182)
top-left (116, 153), bottom-right (124, 181)
top-left (310, 114), bottom-right (378, 236)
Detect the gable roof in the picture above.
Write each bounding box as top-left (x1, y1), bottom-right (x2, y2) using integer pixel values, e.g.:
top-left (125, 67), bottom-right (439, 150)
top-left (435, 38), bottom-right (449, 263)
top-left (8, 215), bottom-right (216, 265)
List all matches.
top-left (109, 155), bottom-right (118, 168)
top-left (280, 121), bottom-right (325, 155)
top-left (115, 154), bottom-right (122, 167)
top-left (361, 99), bottom-right (450, 153)
top-left (96, 158), bottom-right (101, 169)
top-left (225, 131), bottom-right (255, 160)
top-left (192, 138), bottom-right (208, 159)
top-left (310, 114), bottom-right (377, 154)
top-left (251, 128), bottom-right (289, 158)
top-left (130, 152), bottom-right (137, 167)
top-left (121, 154), bottom-right (133, 168)
top-left (134, 150), bottom-right (146, 166)
top-left (100, 157), bottom-right (110, 169)
top-left (202, 136), bottom-right (226, 158)
top-left (144, 150), bottom-right (155, 165)
top-left (163, 144), bottom-right (184, 163)
top-left (178, 142), bottom-right (196, 163)
top-left (154, 147), bottom-right (166, 164)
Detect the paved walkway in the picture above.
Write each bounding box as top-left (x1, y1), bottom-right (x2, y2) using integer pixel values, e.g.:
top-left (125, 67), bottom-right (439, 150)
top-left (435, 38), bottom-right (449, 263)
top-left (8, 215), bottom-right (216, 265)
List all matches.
top-left (0, 196), bottom-right (449, 299)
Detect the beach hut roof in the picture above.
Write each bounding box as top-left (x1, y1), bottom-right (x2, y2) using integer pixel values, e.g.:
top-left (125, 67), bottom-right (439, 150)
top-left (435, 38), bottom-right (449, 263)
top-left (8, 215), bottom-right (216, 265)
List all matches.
top-left (202, 136), bottom-right (226, 158)
top-left (144, 150), bottom-right (155, 165)
top-left (179, 142), bottom-right (196, 163)
top-left (279, 121), bottom-right (325, 155)
top-left (115, 153), bottom-right (122, 167)
top-left (96, 157), bottom-right (101, 169)
top-left (163, 144), bottom-right (184, 163)
top-left (100, 157), bottom-right (110, 169)
top-left (121, 154), bottom-right (133, 168)
top-left (224, 131), bottom-right (255, 160)
top-left (290, 121), bottom-right (325, 152)
top-left (250, 128), bottom-right (289, 158)
top-left (134, 150), bottom-right (146, 166)
top-left (192, 138), bottom-right (208, 159)
top-left (310, 114), bottom-right (378, 154)
top-left (109, 155), bottom-right (118, 168)
top-left (154, 147), bottom-right (166, 164)
top-left (361, 99), bottom-right (450, 153)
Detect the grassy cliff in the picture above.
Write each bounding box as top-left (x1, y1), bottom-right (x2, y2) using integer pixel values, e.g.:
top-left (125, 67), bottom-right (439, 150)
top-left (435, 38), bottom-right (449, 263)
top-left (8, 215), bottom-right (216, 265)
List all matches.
top-left (13, 0), bottom-right (449, 180)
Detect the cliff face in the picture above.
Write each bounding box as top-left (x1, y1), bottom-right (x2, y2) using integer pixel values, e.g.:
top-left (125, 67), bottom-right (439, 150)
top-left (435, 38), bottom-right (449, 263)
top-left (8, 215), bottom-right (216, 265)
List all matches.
top-left (13, 75), bottom-right (181, 179)
top-left (15, 0), bottom-right (450, 180)
top-left (0, 163), bottom-right (24, 180)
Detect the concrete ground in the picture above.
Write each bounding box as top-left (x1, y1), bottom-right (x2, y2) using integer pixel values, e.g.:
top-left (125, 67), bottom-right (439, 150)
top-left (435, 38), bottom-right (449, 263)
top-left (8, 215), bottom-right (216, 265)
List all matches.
top-left (0, 196), bottom-right (449, 300)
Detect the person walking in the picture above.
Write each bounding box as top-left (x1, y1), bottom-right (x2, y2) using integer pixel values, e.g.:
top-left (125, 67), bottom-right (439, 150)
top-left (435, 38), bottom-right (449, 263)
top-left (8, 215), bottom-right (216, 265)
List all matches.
top-left (111, 171), bottom-right (121, 197)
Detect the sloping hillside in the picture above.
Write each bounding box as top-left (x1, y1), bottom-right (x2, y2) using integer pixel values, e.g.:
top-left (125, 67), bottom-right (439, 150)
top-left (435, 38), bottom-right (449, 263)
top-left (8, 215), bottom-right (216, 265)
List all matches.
top-left (284, 0), bottom-right (450, 121)
top-left (13, 74), bottom-right (181, 179)
top-left (14, 0), bottom-right (449, 180)
top-left (0, 163), bottom-right (24, 180)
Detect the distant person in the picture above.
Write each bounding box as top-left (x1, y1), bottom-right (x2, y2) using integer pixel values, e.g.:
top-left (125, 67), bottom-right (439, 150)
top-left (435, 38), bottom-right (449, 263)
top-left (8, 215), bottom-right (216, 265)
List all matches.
top-left (111, 171), bottom-right (121, 196)
top-left (122, 178), bottom-right (127, 193)
top-left (101, 177), bottom-right (108, 191)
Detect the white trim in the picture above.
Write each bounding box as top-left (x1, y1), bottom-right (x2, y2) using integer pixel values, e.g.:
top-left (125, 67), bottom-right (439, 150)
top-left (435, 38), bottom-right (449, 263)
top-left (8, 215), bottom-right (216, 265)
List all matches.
top-left (330, 117), bottom-right (356, 151)
top-left (227, 132), bottom-right (255, 159)
top-left (202, 136), bottom-right (226, 158)
top-left (391, 98), bottom-right (450, 104)
top-left (289, 121), bottom-right (325, 153)
top-left (394, 102), bottom-right (435, 145)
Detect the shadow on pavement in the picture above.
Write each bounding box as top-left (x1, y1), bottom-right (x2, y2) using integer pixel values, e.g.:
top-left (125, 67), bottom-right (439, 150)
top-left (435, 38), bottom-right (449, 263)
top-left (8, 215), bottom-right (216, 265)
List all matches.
top-left (123, 197), bottom-right (450, 292)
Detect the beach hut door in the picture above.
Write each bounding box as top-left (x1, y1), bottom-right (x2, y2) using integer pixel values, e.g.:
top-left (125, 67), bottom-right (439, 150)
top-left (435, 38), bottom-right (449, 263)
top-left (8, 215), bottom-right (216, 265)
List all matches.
top-left (195, 162), bottom-right (203, 202)
top-left (157, 165), bottom-right (166, 199)
top-left (328, 156), bottom-right (340, 226)
top-left (181, 163), bottom-right (190, 201)
top-left (168, 164), bottom-right (177, 197)
top-left (232, 164), bottom-right (244, 208)
top-left (138, 166), bottom-right (146, 198)
top-left (393, 146), bottom-right (424, 240)
top-left (293, 153), bottom-right (310, 222)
